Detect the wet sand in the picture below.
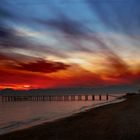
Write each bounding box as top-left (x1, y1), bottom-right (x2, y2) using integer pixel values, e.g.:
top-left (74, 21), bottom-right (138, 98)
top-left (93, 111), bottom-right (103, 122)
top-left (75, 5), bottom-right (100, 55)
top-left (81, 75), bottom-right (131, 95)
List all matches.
top-left (1, 94), bottom-right (140, 140)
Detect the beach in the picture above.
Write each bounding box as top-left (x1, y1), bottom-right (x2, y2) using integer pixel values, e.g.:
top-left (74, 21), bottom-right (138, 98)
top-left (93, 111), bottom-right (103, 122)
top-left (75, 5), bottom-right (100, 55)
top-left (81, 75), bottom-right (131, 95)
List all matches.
top-left (0, 94), bottom-right (140, 140)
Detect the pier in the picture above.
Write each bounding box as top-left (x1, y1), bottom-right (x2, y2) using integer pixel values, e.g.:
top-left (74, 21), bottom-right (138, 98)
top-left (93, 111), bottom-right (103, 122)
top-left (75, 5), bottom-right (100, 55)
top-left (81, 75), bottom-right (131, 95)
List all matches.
top-left (0, 94), bottom-right (110, 102)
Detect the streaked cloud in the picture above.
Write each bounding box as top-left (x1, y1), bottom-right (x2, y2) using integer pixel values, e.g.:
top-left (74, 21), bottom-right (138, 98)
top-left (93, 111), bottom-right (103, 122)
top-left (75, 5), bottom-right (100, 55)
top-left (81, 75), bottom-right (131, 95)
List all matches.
top-left (0, 0), bottom-right (139, 89)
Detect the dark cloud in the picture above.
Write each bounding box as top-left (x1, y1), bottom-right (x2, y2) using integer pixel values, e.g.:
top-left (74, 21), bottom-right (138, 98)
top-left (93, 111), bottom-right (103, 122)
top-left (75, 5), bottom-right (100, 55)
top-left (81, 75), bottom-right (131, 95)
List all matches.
top-left (38, 15), bottom-right (87, 36)
top-left (36, 6), bottom-right (95, 52)
top-left (0, 6), bottom-right (70, 59)
top-left (13, 60), bottom-right (70, 73)
top-left (0, 51), bottom-right (68, 73)
top-left (0, 26), bottom-right (29, 49)
top-left (0, 2), bottom-right (91, 56)
top-left (0, 26), bottom-right (68, 59)
top-left (0, 27), bottom-right (17, 41)
top-left (36, 0), bottom-right (89, 36)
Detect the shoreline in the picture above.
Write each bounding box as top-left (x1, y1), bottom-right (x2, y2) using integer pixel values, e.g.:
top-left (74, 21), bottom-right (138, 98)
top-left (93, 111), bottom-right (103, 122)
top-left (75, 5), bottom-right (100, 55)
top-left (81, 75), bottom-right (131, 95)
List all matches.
top-left (0, 95), bottom-right (126, 137)
top-left (2, 94), bottom-right (139, 140)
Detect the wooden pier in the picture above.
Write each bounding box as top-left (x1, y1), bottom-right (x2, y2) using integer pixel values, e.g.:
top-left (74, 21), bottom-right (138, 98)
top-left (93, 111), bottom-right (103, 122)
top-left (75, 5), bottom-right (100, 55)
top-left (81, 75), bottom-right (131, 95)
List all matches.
top-left (0, 94), bottom-right (110, 102)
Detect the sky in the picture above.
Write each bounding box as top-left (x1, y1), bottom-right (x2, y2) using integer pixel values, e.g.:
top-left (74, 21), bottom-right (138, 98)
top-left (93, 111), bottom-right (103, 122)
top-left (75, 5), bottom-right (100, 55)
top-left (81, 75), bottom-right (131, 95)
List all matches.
top-left (0, 0), bottom-right (140, 90)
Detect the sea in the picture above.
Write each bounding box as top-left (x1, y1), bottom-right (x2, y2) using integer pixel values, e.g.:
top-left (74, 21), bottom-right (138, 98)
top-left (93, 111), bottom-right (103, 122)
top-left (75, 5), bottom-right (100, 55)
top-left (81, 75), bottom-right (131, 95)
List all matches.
top-left (0, 94), bottom-right (124, 135)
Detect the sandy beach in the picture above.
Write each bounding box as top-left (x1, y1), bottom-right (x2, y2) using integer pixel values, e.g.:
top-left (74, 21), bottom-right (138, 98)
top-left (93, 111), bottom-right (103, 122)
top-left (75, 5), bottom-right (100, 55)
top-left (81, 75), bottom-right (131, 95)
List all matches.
top-left (1, 94), bottom-right (140, 140)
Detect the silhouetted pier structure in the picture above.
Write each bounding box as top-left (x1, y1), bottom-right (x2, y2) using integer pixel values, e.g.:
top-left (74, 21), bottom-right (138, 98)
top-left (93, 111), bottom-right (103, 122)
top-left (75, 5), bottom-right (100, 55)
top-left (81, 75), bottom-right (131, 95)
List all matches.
top-left (0, 94), bottom-right (111, 102)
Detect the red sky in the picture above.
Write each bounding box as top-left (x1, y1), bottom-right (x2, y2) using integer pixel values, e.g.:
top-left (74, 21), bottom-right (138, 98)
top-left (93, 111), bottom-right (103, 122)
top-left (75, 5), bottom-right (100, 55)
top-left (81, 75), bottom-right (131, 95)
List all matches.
top-left (0, 0), bottom-right (140, 90)
top-left (0, 56), bottom-right (139, 90)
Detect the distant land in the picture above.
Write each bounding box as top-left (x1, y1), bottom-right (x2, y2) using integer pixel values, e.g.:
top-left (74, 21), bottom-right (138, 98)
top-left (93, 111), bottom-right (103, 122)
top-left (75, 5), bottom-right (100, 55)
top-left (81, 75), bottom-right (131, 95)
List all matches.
top-left (0, 85), bottom-right (139, 96)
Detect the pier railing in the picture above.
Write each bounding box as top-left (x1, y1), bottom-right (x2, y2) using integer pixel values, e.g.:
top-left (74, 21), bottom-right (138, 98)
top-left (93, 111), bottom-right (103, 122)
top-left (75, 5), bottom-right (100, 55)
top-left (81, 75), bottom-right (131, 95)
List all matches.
top-left (0, 94), bottom-right (113, 102)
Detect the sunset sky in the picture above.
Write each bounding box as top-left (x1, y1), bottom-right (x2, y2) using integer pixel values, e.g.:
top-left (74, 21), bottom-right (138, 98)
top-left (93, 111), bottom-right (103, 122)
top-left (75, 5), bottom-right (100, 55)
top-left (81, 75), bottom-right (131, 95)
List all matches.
top-left (0, 0), bottom-right (140, 90)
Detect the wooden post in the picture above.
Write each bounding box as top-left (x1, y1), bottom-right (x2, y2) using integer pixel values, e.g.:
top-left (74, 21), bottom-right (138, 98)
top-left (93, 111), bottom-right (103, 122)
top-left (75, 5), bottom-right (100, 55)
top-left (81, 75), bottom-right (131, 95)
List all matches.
top-left (7, 96), bottom-right (10, 102)
top-left (49, 96), bottom-right (51, 101)
top-left (106, 94), bottom-right (108, 100)
top-left (99, 95), bottom-right (101, 100)
top-left (78, 95), bottom-right (82, 101)
top-left (85, 95), bottom-right (88, 101)
top-left (92, 95), bottom-right (95, 100)
top-left (10, 96), bottom-right (13, 102)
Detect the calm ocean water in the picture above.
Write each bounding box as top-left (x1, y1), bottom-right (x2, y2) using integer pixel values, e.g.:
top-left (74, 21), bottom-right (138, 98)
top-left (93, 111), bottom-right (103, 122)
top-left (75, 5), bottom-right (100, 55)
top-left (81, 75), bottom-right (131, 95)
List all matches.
top-left (0, 95), bottom-right (122, 135)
